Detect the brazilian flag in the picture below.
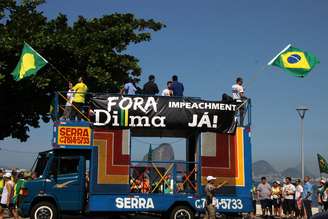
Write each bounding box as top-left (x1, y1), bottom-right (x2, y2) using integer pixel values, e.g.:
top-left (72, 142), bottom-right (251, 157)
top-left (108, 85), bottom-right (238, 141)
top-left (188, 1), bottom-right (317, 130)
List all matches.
top-left (11, 42), bottom-right (48, 81)
top-left (268, 44), bottom-right (319, 77)
top-left (317, 153), bottom-right (328, 174)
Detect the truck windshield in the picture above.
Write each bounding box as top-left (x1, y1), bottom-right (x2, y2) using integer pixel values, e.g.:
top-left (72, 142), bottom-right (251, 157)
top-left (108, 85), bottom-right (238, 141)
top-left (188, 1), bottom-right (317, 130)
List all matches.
top-left (31, 153), bottom-right (49, 178)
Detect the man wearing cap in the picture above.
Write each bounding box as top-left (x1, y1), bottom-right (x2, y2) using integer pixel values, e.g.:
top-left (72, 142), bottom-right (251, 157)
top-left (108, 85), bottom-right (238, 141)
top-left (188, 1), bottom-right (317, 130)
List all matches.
top-left (204, 176), bottom-right (219, 219)
top-left (0, 173), bottom-right (14, 219)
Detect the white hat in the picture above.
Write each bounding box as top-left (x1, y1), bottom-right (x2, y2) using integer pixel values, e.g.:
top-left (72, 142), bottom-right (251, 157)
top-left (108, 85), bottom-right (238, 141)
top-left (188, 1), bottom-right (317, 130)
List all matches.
top-left (4, 172), bottom-right (12, 178)
top-left (207, 176), bottom-right (216, 182)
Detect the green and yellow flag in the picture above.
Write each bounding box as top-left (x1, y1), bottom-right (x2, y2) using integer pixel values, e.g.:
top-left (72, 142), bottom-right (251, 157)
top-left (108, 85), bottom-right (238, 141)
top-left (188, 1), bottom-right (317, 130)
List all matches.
top-left (268, 44), bottom-right (319, 77)
top-left (317, 153), bottom-right (328, 174)
top-left (11, 42), bottom-right (48, 81)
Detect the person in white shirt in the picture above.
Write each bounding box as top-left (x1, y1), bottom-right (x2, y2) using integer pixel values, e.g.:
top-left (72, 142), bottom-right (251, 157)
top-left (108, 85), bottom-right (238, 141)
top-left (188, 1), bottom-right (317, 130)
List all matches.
top-left (232, 77), bottom-right (246, 125)
top-left (0, 173), bottom-right (14, 219)
top-left (282, 177), bottom-right (296, 218)
top-left (232, 77), bottom-right (244, 101)
top-left (62, 81), bottom-right (75, 120)
top-left (295, 179), bottom-right (304, 218)
top-left (162, 81), bottom-right (173, 97)
top-left (121, 79), bottom-right (137, 95)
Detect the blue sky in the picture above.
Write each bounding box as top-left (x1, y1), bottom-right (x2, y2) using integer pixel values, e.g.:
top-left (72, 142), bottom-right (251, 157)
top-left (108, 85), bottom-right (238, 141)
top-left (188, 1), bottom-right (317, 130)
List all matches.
top-left (1, 0), bottom-right (328, 176)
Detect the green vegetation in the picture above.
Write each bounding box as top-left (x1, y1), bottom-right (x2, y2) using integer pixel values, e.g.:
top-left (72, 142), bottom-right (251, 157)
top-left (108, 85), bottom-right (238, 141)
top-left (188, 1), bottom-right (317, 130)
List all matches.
top-left (0, 0), bottom-right (165, 141)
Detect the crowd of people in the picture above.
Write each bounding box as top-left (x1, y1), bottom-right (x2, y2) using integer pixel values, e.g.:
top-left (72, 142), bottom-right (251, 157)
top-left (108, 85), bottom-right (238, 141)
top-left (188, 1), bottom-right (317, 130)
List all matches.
top-left (0, 168), bottom-right (35, 219)
top-left (252, 176), bottom-right (328, 219)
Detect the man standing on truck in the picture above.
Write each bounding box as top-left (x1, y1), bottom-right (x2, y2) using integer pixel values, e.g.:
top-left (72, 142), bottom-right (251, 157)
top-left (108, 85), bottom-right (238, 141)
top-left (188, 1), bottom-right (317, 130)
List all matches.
top-left (171, 75), bottom-right (184, 96)
top-left (143, 74), bottom-right (159, 95)
top-left (232, 77), bottom-right (247, 126)
top-left (71, 77), bottom-right (88, 121)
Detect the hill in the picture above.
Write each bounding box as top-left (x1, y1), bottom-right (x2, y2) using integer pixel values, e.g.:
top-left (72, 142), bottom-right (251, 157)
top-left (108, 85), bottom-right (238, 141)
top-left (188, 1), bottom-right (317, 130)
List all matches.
top-left (253, 160), bottom-right (279, 177)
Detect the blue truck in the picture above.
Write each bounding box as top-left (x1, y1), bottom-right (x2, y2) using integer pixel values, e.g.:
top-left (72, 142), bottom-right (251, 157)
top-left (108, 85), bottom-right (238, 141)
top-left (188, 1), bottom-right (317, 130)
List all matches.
top-left (18, 93), bottom-right (252, 219)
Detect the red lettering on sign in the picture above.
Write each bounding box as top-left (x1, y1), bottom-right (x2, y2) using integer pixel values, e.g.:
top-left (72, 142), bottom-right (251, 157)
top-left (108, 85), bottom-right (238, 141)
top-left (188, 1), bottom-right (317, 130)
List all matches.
top-left (57, 126), bottom-right (91, 145)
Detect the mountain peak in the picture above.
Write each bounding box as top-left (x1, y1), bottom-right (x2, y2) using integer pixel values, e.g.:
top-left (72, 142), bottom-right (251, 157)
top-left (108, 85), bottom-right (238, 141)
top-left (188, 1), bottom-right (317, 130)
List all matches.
top-left (253, 160), bottom-right (279, 177)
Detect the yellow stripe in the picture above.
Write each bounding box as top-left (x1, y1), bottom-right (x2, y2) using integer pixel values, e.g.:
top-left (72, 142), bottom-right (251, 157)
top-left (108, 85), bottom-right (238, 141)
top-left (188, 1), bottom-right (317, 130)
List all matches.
top-left (236, 127), bottom-right (245, 186)
top-left (201, 127), bottom-right (245, 187)
top-left (94, 137), bottom-right (129, 185)
top-left (94, 139), bottom-right (108, 184)
top-left (99, 175), bottom-right (130, 184)
top-left (124, 110), bottom-right (128, 127)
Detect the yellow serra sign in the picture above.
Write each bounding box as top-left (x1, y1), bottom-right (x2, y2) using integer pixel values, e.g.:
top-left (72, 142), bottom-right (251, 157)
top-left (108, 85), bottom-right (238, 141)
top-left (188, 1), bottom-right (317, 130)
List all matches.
top-left (57, 126), bottom-right (91, 145)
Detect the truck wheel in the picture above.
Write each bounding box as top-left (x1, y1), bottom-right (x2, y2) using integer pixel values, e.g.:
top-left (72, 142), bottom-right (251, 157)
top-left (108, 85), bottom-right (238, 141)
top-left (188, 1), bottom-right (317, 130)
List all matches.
top-left (170, 205), bottom-right (194, 219)
top-left (30, 201), bottom-right (58, 219)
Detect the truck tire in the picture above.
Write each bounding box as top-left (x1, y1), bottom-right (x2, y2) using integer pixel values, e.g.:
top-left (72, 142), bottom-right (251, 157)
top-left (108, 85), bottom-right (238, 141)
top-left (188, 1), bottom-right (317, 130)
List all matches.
top-left (170, 205), bottom-right (194, 219)
top-left (30, 201), bottom-right (58, 219)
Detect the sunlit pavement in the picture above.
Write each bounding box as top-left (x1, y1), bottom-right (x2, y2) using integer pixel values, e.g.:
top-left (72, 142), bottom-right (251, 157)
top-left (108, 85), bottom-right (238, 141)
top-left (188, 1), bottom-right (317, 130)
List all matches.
top-left (2, 205), bottom-right (320, 219)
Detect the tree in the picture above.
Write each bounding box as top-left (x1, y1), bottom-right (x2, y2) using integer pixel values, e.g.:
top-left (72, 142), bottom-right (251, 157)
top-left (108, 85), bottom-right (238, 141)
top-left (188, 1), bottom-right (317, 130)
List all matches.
top-left (0, 0), bottom-right (165, 141)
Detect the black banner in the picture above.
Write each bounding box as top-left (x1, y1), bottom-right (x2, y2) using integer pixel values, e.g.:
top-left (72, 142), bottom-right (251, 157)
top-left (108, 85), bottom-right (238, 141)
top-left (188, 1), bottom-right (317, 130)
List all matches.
top-left (90, 94), bottom-right (237, 133)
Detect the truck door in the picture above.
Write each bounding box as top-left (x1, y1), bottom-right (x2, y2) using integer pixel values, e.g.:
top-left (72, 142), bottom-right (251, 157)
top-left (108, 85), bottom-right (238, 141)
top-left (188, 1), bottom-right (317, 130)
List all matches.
top-left (46, 156), bottom-right (86, 212)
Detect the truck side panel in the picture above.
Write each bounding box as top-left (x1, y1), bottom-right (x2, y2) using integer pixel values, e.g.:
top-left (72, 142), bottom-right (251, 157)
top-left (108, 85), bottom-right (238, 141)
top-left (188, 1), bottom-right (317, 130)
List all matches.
top-left (201, 127), bottom-right (252, 212)
top-left (91, 129), bottom-right (130, 194)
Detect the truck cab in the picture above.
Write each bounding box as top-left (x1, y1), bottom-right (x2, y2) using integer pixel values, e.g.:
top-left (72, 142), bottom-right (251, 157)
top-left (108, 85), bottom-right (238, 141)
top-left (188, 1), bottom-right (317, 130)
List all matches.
top-left (19, 148), bottom-right (90, 218)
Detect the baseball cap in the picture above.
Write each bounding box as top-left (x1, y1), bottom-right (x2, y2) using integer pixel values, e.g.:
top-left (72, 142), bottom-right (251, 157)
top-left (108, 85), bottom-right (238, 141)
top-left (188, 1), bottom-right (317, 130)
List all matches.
top-left (4, 172), bottom-right (12, 178)
top-left (207, 176), bottom-right (216, 182)
top-left (23, 171), bottom-right (32, 178)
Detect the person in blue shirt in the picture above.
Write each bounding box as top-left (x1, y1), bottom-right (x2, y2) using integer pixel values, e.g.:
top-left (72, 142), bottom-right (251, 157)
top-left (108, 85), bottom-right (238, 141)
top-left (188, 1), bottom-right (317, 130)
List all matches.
top-left (171, 75), bottom-right (184, 96)
top-left (303, 176), bottom-right (313, 218)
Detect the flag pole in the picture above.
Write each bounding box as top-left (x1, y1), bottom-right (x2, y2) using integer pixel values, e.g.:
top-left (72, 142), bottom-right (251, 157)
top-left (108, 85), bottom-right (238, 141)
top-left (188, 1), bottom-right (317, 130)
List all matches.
top-left (243, 65), bottom-right (268, 90)
top-left (244, 43), bottom-right (292, 91)
top-left (24, 42), bottom-right (48, 64)
top-left (25, 42), bottom-right (70, 83)
top-left (48, 62), bottom-right (70, 83)
top-left (267, 44), bottom-right (291, 66)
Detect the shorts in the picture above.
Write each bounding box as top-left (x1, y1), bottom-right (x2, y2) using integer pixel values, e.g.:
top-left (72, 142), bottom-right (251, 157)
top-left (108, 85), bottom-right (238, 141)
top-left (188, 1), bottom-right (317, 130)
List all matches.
top-left (284, 199), bottom-right (294, 214)
top-left (0, 203), bottom-right (14, 210)
top-left (260, 199), bottom-right (271, 209)
top-left (272, 198), bottom-right (281, 208)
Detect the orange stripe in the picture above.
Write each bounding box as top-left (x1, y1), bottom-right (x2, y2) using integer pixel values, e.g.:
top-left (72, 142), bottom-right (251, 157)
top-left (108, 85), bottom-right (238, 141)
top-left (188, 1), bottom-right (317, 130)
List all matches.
top-left (202, 127), bottom-right (245, 187)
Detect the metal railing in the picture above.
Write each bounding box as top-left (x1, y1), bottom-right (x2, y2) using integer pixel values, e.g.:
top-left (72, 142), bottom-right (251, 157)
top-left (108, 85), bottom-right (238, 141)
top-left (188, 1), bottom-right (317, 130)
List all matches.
top-left (129, 160), bottom-right (199, 195)
top-left (236, 98), bottom-right (252, 128)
